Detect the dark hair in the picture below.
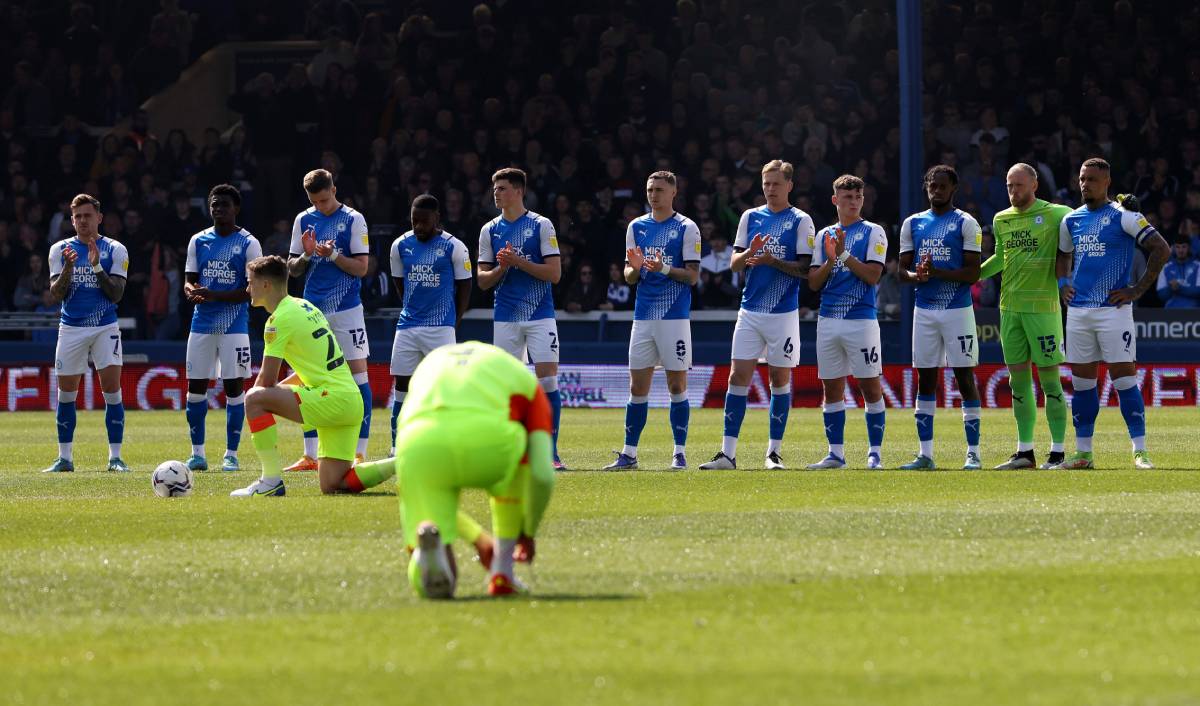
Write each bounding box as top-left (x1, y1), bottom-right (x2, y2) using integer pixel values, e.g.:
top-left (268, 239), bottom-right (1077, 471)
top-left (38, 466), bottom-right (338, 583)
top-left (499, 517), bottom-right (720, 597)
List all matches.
top-left (303, 169), bottom-right (335, 193)
top-left (647, 170), bottom-right (677, 186)
top-left (923, 164), bottom-right (959, 187)
top-left (412, 194), bottom-right (440, 212)
top-left (208, 183), bottom-right (242, 207)
top-left (70, 193), bottom-right (101, 212)
top-left (1081, 157), bottom-right (1111, 171)
top-left (832, 174), bottom-right (865, 192)
top-left (492, 167), bottom-right (527, 190)
top-left (247, 255), bottom-right (288, 282)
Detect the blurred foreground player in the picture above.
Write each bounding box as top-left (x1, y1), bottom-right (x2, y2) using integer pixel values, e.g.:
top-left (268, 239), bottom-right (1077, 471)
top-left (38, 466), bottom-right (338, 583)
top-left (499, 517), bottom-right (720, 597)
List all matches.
top-left (395, 341), bottom-right (556, 599)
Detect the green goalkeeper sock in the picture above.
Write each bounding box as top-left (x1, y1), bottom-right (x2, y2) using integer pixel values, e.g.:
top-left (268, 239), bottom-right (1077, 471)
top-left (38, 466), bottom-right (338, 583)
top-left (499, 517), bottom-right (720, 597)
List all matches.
top-left (1039, 366), bottom-right (1067, 446)
top-left (1009, 367), bottom-right (1036, 448)
top-left (456, 511), bottom-right (484, 544)
top-left (248, 413), bottom-right (281, 480)
top-left (351, 458), bottom-right (396, 489)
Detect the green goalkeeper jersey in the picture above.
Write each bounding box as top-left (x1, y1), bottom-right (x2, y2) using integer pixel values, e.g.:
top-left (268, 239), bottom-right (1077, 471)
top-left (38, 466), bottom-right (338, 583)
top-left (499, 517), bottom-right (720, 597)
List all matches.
top-left (262, 296), bottom-right (357, 394)
top-left (986, 199), bottom-right (1073, 313)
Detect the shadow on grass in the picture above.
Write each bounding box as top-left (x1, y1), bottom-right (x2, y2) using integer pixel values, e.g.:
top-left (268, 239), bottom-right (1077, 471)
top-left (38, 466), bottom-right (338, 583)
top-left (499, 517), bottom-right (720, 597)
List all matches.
top-left (451, 593), bottom-right (639, 603)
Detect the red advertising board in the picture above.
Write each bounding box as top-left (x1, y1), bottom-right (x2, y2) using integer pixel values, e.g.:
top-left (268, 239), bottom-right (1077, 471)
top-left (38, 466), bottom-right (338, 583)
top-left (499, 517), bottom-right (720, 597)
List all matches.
top-left (2, 363), bottom-right (1198, 411)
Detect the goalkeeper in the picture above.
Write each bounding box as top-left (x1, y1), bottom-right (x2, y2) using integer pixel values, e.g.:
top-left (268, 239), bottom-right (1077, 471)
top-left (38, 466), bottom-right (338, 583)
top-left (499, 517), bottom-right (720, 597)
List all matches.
top-left (356, 341), bottom-right (556, 599)
top-left (982, 164), bottom-right (1074, 469)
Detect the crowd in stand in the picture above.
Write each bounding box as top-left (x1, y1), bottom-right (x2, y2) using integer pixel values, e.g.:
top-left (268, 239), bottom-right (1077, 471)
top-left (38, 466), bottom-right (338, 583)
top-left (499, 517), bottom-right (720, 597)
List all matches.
top-left (2, 0), bottom-right (1200, 341)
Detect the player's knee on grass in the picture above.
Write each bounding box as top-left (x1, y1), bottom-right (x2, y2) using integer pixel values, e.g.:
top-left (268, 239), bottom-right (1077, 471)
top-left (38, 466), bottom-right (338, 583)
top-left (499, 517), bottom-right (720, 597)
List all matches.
top-left (318, 460), bottom-right (353, 494)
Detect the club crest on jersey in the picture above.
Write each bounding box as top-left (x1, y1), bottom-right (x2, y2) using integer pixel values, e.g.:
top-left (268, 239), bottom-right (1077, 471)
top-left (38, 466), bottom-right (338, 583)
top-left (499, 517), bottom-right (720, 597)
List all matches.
top-left (1035, 216), bottom-right (1044, 225)
top-left (523, 228), bottom-right (534, 238)
top-left (233, 246), bottom-right (242, 254)
top-left (337, 223), bottom-right (347, 232)
top-left (1101, 216), bottom-right (1111, 226)
top-left (783, 220), bottom-right (793, 230)
top-left (947, 222), bottom-right (958, 231)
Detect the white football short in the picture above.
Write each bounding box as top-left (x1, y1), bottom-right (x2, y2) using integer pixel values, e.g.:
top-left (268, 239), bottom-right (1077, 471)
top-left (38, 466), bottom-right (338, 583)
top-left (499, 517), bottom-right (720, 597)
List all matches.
top-left (912, 306), bottom-right (979, 369)
top-left (186, 332), bottom-right (252, 380)
top-left (390, 326), bottom-right (457, 376)
top-left (815, 316), bottom-right (882, 380)
top-left (1066, 306), bottom-right (1136, 364)
top-left (325, 304), bottom-right (369, 361)
top-left (493, 319), bottom-right (560, 364)
top-left (628, 318), bottom-right (692, 371)
top-left (730, 309), bottom-right (801, 368)
top-left (55, 322), bottom-right (122, 376)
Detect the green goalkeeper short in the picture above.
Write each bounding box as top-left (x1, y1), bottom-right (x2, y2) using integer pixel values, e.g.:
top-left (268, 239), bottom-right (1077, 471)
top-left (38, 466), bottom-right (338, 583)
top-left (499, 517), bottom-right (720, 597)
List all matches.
top-left (999, 310), bottom-right (1065, 367)
top-left (396, 412), bottom-right (527, 547)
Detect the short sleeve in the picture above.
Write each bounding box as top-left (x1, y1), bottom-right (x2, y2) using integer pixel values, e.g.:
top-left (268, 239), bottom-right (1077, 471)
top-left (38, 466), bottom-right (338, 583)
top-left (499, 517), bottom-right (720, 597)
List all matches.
top-left (49, 241), bottom-right (65, 278)
top-left (899, 217), bottom-right (914, 254)
top-left (961, 214), bottom-right (982, 253)
top-left (450, 236), bottom-right (472, 280)
top-left (865, 224), bottom-right (888, 264)
top-left (623, 221), bottom-right (636, 261)
top-left (389, 237), bottom-right (405, 277)
top-left (733, 210), bottom-right (751, 249)
top-left (811, 227), bottom-right (829, 267)
top-left (538, 217), bottom-right (560, 257)
top-left (477, 223), bottom-right (495, 264)
top-left (289, 214), bottom-right (304, 256)
top-left (262, 314), bottom-right (291, 358)
top-left (795, 213), bottom-right (816, 257)
top-left (1058, 218), bottom-right (1074, 253)
top-left (349, 211), bottom-right (370, 255)
top-left (244, 235), bottom-right (263, 263)
top-left (109, 242), bottom-right (130, 278)
top-left (185, 236), bottom-right (199, 273)
top-left (1121, 210), bottom-right (1156, 245)
top-left (682, 219), bottom-right (701, 262)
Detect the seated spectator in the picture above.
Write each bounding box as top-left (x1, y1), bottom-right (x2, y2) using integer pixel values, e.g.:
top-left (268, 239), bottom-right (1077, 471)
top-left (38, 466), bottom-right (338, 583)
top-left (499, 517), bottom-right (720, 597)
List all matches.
top-left (564, 261), bottom-right (606, 313)
top-left (876, 256), bottom-right (901, 320)
top-left (32, 289), bottom-right (60, 343)
top-left (1157, 238), bottom-right (1200, 308)
top-left (605, 262), bottom-right (633, 311)
top-left (698, 233), bottom-right (739, 309)
top-left (13, 253), bottom-right (49, 311)
top-left (360, 254), bottom-right (392, 313)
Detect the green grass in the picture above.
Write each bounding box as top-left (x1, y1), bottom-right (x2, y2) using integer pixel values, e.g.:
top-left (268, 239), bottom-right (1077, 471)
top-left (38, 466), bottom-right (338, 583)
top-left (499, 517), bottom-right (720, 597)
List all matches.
top-left (2, 406), bottom-right (1199, 705)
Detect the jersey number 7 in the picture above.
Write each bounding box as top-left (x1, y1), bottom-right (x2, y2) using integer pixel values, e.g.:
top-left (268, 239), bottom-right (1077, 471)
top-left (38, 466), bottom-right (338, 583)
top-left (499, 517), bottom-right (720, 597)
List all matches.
top-left (312, 327), bottom-right (345, 371)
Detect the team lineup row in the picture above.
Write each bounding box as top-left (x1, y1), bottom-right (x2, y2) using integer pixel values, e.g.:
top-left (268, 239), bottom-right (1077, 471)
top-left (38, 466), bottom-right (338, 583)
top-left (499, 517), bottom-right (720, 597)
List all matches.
top-left (41, 157), bottom-right (1168, 480)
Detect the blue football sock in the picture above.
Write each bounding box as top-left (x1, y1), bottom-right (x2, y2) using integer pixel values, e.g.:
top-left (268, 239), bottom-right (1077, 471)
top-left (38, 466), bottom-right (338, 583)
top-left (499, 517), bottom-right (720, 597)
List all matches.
top-left (1070, 379), bottom-right (1099, 443)
top-left (186, 393), bottom-right (207, 448)
top-left (356, 379), bottom-right (372, 444)
top-left (104, 392), bottom-right (125, 445)
top-left (225, 393), bottom-right (245, 452)
top-left (822, 400), bottom-right (846, 457)
top-left (541, 377), bottom-right (562, 459)
top-left (669, 393), bottom-right (689, 447)
top-left (1113, 376), bottom-right (1146, 446)
top-left (865, 399), bottom-right (885, 454)
top-left (390, 394), bottom-right (405, 451)
top-left (623, 396), bottom-right (649, 450)
top-left (768, 385), bottom-right (791, 443)
top-left (963, 399), bottom-right (981, 451)
top-left (57, 393), bottom-right (77, 444)
top-left (723, 386), bottom-right (748, 439)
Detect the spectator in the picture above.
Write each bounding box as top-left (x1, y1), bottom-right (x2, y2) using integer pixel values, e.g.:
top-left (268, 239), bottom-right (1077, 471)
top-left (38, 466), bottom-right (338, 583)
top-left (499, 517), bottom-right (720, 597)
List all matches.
top-left (605, 262), bottom-right (633, 311)
top-left (1157, 238), bottom-right (1200, 308)
top-left (12, 253), bottom-right (49, 311)
top-left (876, 257), bottom-right (902, 320)
top-left (564, 261), bottom-right (606, 313)
top-left (360, 254), bottom-right (392, 313)
top-left (698, 232), bottom-right (739, 309)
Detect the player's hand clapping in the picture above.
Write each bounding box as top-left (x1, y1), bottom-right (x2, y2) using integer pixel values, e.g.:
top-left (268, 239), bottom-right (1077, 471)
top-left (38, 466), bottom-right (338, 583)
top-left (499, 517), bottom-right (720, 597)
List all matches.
top-left (625, 246), bottom-right (645, 271)
top-left (496, 243), bottom-right (521, 269)
top-left (63, 247), bottom-right (78, 269)
top-left (916, 253), bottom-right (932, 282)
top-left (314, 240), bottom-right (335, 259)
top-left (86, 239), bottom-right (101, 268)
top-left (824, 227), bottom-right (846, 262)
top-left (301, 226), bottom-right (316, 256)
top-left (745, 233), bottom-right (776, 267)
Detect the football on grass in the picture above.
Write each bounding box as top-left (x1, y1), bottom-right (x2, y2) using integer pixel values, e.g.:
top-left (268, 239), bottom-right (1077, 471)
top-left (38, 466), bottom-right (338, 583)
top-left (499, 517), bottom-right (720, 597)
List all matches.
top-left (151, 461), bottom-right (193, 498)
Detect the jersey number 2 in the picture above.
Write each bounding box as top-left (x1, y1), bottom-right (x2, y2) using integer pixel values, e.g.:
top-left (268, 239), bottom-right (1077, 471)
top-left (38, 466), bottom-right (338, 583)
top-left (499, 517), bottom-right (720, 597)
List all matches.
top-left (312, 327), bottom-right (345, 371)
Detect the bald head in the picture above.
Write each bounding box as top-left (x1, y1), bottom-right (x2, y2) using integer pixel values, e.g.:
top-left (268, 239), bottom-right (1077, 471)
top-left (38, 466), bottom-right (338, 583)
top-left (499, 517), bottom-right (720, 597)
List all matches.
top-left (1005, 163), bottom-right (1039, 209)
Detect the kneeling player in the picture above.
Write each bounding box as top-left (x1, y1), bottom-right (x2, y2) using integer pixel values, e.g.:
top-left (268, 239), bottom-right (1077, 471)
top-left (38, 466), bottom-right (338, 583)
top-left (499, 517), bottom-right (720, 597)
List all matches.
top-left (234, 255), bottom-right (371, 497)
top-left (897, 166), bottom-right (984, 470)
top-left (806, 175), bottom-right (889, 470)
top-left (1056, 159), bottom-right (1170, 469)
top-left (395, 342), bottom-right (556, 599)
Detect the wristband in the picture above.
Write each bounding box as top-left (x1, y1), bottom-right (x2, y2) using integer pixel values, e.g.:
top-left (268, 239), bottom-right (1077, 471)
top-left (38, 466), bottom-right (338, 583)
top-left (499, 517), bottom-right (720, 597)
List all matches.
top-left (92, 262), bottom-right (104, 274)
top-left (300, 252), bottom-right (311, 261)
top-left (837, 250), bottom-right (851, 265)
top-left (326, 252), bottom-right (339, 263)
top-left (1058, 276), bottom-right (1070, 288)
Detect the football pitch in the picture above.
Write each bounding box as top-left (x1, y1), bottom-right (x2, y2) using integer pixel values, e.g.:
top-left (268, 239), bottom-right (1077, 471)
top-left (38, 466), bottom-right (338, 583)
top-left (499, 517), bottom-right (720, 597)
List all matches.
top-left (2, 406), bottom-right (1199, 705)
